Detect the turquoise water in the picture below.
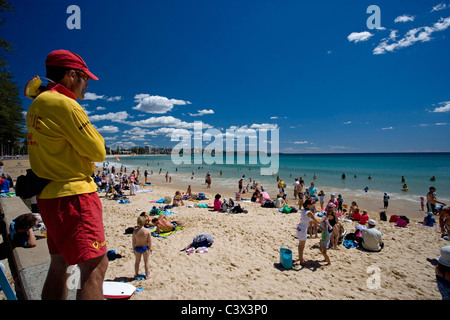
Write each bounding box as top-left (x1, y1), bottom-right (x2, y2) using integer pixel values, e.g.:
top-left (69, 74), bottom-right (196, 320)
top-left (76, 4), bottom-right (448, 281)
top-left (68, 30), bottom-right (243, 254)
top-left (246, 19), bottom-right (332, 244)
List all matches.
top-left (104, 153), bottom-right (450, 201)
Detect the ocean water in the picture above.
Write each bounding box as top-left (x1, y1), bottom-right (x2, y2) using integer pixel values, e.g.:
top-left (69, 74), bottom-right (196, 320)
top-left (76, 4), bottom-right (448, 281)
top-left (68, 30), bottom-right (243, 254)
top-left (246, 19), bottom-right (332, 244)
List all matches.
top-left (103, 153), bottom-right (450, 203)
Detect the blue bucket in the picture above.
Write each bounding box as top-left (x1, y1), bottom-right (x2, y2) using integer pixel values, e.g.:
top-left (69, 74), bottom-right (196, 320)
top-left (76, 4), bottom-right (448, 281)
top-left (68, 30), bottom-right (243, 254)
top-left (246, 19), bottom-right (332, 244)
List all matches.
top-left (280, 245), bottom-right (292, 269)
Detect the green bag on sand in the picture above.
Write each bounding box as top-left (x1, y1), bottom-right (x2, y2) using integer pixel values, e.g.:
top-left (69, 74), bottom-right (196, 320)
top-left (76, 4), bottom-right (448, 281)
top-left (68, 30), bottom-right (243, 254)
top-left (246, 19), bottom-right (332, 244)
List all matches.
top-left (282, 205), bottom-right (292, 213)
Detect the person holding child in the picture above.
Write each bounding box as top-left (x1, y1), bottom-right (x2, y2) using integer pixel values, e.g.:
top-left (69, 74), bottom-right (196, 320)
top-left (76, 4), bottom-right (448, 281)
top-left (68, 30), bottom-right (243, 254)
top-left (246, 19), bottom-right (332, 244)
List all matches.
top-left (132, 216), bottom-right (152, 280)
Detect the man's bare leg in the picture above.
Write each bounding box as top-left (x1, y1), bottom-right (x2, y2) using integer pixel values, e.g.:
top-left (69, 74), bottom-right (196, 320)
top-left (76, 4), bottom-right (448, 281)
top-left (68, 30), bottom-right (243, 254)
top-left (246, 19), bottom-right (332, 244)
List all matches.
top-left (76, 254), bottom-right (108, 300)
top-left (41, 254), bottom-right (69, 300)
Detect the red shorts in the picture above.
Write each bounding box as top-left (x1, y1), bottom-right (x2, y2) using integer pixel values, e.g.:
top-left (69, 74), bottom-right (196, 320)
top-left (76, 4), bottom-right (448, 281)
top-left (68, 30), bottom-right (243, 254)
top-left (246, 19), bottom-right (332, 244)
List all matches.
top-left (37, 192), bottom-right (107, 265)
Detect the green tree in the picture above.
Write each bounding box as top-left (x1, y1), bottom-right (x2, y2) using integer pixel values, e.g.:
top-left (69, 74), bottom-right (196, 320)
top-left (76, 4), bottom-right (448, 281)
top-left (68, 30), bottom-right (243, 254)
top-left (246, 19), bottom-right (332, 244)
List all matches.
top-left (0, 0), bottom-right (25, 156)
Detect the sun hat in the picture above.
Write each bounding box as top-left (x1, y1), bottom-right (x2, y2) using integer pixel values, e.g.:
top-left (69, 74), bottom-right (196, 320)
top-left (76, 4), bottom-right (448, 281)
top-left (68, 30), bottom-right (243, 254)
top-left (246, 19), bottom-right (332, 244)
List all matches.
top-left (45, 49), bottom-right (98, 80)
top-left (368, 219), bottom-right (376, 226)
top-left (437, 246), bottom-right (450, 267)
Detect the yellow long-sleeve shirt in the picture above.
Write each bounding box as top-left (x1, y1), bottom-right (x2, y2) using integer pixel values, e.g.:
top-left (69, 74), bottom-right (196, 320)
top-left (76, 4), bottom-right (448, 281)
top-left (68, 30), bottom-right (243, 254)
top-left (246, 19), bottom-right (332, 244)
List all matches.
top-left (26, 84), bottom-right (106, 199)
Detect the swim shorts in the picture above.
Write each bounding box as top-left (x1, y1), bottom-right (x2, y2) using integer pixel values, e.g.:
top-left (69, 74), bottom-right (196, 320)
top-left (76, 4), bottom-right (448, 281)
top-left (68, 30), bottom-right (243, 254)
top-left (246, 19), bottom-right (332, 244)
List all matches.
top-left (37, 192), bottom-right (107, 265)
top-left (135, 246), bottom-right (149, 253)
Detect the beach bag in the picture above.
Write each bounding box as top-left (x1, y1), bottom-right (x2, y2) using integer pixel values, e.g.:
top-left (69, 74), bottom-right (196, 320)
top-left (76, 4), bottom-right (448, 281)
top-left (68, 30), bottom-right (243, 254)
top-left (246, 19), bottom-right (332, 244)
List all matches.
top-left (389, 215), bottom-right (399, 223)
top-left (380, 211), bottom-right (387, 221)
top-left (231, 204), bottom-right (244, 213)
top-left (399, 215), bottom-right (410, 224)
top-left (396, 218), bottom-right (408, 228)
top-left (279, 245), bottom-right (292, 269)
top-left (190, 234), bottom-right (214, 248)
top-left (282, 205), bottom-right (292, 213)
top-left (15, 169), bottom-right (51, 199)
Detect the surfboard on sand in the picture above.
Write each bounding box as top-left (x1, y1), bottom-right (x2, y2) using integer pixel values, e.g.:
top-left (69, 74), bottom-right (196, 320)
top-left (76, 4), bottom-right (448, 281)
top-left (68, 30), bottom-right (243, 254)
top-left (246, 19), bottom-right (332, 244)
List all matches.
top-left (103, 281), bottom-right (136, 299)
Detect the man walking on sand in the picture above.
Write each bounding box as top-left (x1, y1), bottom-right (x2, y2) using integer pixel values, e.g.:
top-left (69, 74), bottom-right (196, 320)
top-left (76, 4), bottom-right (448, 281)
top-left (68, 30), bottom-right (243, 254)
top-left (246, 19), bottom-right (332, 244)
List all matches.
top-left (25, 50), bottom-right (107, 300)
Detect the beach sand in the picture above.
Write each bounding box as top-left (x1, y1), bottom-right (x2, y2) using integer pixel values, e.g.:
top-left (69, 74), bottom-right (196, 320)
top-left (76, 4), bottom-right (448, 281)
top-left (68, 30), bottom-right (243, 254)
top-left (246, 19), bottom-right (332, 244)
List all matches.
top-left (101, 170), bottom-right (445, 300)
top-left (1, 159), bottom-right (447, 300)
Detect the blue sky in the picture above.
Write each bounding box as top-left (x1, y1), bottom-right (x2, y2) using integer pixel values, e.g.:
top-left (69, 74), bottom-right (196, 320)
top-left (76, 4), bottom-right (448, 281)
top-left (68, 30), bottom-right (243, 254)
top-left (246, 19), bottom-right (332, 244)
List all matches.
top-left (2, 0), bottom-right (450, 153)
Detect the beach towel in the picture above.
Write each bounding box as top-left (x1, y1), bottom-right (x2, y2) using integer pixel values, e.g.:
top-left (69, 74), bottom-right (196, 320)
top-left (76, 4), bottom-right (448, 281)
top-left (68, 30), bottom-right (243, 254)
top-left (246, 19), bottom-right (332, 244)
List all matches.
top-left (343, 240), bottom-right (358, 249)
top-left (135, 190), bottom-right (152, 194)
top-left (116, 199), bottom-right (130, 204)
top-left (151, 226), bottom-right (184, 238)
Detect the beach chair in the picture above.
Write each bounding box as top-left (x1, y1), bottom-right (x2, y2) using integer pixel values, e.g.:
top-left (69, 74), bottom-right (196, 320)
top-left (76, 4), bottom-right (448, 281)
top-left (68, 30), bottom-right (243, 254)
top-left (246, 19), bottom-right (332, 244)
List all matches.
top-left (0, 262), bottom-right (17, 300)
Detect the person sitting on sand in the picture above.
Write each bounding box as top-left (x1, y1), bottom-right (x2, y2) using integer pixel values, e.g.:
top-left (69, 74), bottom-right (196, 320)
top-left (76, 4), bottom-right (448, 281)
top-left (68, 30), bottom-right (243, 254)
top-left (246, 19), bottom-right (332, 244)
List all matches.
top-left (214, 194), bottom-right (222, 211)
top-left (275, 194), bottom-right (287, 208)
top-left (423, 212), bottom-right (437, 227)
top-left (359, 219), bottom-right (384, 252)
top-left (186, 185), bottom-right (196, 198)
top-left (151, 215), bottom-right (184, 234)
top-left (359, 210), bottom-right (369, 225)
top-left (173, 191), bottom-right (184, 207)
top-left (132, 216), bottom-right (152, 280)
top-left (349, 201), bottom-right (358, 216)
top-left (351, 208), bottom-right (361, 222)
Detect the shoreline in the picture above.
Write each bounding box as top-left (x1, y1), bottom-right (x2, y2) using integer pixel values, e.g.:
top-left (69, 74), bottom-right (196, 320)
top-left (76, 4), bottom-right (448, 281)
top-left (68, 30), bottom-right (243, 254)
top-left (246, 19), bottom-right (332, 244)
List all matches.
top-left (98, 162), bottom-right (435, 220)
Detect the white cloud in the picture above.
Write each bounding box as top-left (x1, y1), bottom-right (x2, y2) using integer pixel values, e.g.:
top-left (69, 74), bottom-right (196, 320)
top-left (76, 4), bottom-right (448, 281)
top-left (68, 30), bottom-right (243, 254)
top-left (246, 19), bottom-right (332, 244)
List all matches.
top-left (343, 121), bottom-right (352, 125)
top-left (394, 15), bottom-right (416, 23)
top-left (96, 106), bottom-right (106, 111)
top-left (189, 109), bottom-right (214, 116)
top-left (294, 141), bottom-right (309, 144)
top-left (106, 96), bottom-right (122, 102)
top-left (133, 94), bottom-right (191, 114)
top-left (89, 111), bottom-right (129, 122)
top-left (84, 92), bottom-right (105, 100)
top-left (431, 3), bottom-right (449, 12)
top-left (381, 127), bottom-right (394, 130)
top-left (435, 122), bottom-right (448, 125)
top-left (84, 92), bottom-right (122, 102)
top-left (430, 101), bottom-right (450, 113)
top-left (347, 31), bottom-right (373, 43)
top-left (95, 125), bottom-right (119, 133)
top-left (374, 16), bottom-right (450, 54)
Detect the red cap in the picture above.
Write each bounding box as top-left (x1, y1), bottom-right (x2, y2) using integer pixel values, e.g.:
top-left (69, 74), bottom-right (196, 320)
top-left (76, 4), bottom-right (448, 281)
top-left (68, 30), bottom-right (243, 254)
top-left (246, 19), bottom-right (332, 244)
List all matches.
top-left (45, 49), bottom-right (98, 80)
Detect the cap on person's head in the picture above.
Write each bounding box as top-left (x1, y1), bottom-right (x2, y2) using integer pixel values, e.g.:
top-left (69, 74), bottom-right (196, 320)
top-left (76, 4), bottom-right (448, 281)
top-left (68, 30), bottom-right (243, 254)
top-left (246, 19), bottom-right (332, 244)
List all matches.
top-left (368, 219), bottom-right (376, 226)
top-left (437, 246), bottom-right (450, 267)
top-left (45, 49), bottom-right (98, 80)
top-left (331, 193), bottom-right (336, 197)
top-left (428, 211), bottom-right (433, 216)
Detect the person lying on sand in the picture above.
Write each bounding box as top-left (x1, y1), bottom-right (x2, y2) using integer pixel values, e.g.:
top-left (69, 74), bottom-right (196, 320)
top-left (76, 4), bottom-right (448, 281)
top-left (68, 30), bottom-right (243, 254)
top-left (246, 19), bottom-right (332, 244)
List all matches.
top-left (151, 215), bottom-right (184, 233)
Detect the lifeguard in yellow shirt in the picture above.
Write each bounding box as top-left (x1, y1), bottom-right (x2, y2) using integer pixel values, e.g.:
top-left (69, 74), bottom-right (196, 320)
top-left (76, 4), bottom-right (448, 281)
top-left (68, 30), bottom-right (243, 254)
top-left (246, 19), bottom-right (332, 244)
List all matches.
top-left (25, 49), bottom-right (107, 300)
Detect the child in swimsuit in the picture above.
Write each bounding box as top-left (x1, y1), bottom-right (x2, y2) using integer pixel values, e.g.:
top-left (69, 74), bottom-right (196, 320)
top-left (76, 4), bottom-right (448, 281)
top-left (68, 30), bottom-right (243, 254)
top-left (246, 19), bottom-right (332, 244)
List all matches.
top-left (132, 216), bottom-right (152, 280)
